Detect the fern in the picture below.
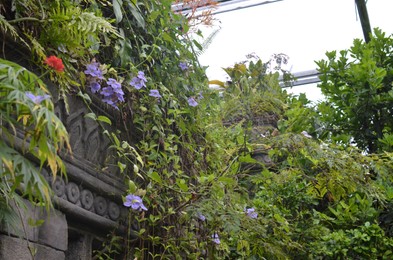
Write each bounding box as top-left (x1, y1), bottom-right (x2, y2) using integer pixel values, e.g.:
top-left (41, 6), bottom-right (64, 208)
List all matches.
top-left (195, 27), bottom-right (221, 57)
top-left (0, 14), bottom-right (29, 48)
top-left (74, 12), bottom-right (120, 37)
top-left (42, 6), bottom-right (120, 54)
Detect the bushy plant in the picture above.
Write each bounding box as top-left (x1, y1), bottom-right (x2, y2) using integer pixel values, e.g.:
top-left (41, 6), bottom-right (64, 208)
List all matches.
top-left (316, 28), bottom-right (393, 153)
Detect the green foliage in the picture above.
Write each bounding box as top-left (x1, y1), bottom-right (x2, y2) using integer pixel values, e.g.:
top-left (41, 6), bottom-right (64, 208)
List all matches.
top-left (2, 1), bottom-right (393, 259)
top-left (0, 58), bottom-right (70, 227)
top-left (316, 28), bottom-right (393, 153)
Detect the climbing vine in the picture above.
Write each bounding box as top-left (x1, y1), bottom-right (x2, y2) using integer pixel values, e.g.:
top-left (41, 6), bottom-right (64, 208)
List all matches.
top-left (1, 1), bottom-right (393, 259)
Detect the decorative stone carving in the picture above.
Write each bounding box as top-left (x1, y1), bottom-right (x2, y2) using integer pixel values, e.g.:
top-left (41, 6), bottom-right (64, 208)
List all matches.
top-left (66, 182), bottom-right (81, 204)
top-left (80, 189), bottom-right (94, 210)
top-left (108, 202), bottom-right (121, 221)
top-left (94, 196), bottom-right (108, 216)
top-left (53, 178), bottom-right (66, 198)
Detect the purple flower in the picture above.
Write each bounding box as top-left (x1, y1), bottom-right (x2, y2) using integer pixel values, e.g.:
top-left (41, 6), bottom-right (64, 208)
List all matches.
top-left (124, 194), bottom-right (148, 211)
top-left (179, 62), bottom-right (188, 71)
top-left (149, 89), bottom-right (162, 98)
top-left (107, 78), bottom-right (121, 90)
top-left (101, 86), bottom-right (114, 97)
top-left (99, 78), bottom-right (124, 109)
top-left (245, 207), bottom-right (258, 219)
top-left (197, 213), bottom-right (206, 221)
top-left (102, 97), bottom-right (118, 109)
top-left (89, 81), bottom-right (101, 93)
top-left (130, 71), bottom-right (147, 90)
top-left (211, 233), bottom-right (220, 244)
top-left (25, 92), bottom-right (50, 104)
top-left (187, 97), bottom-right (198, 107)
top-left (84, 62), bottom-right (104, 79)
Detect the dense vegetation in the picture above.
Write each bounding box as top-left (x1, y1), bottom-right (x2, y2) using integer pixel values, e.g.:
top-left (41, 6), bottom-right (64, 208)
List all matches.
top-left (1, 1), bottom-right (393, 259)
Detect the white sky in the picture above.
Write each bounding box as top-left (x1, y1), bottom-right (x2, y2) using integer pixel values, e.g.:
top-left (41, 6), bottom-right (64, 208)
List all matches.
top-left (197, 0), bottom-right (393, 102)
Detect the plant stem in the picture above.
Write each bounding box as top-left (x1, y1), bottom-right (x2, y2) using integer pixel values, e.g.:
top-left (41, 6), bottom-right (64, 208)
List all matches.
top-left (8, 17), bottom-right (46, 24)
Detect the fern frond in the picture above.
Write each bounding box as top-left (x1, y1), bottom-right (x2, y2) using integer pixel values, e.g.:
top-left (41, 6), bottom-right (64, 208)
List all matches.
top-left (43, 6), bottom-right (120, 53)
top-left (76, 12), bottom-right (121, 38)
top-left (195, 27), bottom-right (221, 57)
top-left (25, 34), bottom-right (46, 62)
top-left (0, 14), bottom-right (29, 48)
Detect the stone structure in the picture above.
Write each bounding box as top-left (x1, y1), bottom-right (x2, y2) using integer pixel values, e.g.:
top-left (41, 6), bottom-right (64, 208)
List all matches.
top-left (0, 43), bottom-right (131, 259)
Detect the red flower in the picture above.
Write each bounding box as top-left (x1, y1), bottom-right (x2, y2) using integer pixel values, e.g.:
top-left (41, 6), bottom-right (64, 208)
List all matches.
top-left (45, 56), bottom-right (64, 72)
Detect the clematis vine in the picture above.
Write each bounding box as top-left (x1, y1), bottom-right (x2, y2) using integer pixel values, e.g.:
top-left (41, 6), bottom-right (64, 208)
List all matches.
top-left (123, 194), bottom-right (148, 211)
top-left (245, 207), bottom-right (258, 219)
top-left (25, 92), bottom-right (51, 104)
top-left (211, 233), bottom-right (220, 244)
top-left (130, 71), bottom-right (147, 90)
top-left (149, 89), bottom-right (162, 98)
top-left (84, 62), bottom-right (104, 79)
top-left (84, 61), bottom-right (104, 93)
top-left (101, 78), bottom-right (125, 109)
top-left (187, 97), bottom-right (198, 107)
top-left (179, 62), bottom-right (188, 71)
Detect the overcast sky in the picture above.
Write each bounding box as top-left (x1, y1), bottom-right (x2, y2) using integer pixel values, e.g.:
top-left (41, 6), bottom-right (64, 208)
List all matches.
top-left (197, 0), bottom-right (393, 101)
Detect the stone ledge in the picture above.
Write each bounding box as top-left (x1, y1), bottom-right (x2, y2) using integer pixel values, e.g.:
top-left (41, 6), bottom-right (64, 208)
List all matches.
top-left (53, 197), bottom-right (126, 235)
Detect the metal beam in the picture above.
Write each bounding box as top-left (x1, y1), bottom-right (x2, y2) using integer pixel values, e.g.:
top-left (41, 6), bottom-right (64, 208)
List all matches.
top-left (279, 69), bottom-right (321, 88)
top-left (173, 0), bottom-right (283, 15)
top-left (355, 0), bottom-right (372, 43)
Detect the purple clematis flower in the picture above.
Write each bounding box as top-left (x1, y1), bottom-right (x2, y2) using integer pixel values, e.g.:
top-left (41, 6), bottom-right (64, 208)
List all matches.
top-left (212, 233), bottom-right (220, 244)
top-left (187, 97), bottom-right (198, 107)
top-left (25, 92), bottom-right (50, 104)
top-left (130, 71), bottom-right (147, 90)
top-left (245, 207), bottom-right (258, 219)
top-left (123, 194), bottom-right (148, 211)
top-left (149, 89), bottom-right (162, 98)
top-left (179, 62), bottom-right (188, 71)
top-left (98, 78), bottom-right (125, 109)
top-left (84, 62), bottom-right (104, 79)
top-left (89, 81), bottom-right (101, 93)
top-left (197, 212), bottom-right (206, 221)
top-left (101, 86), bottom-right (114, 97)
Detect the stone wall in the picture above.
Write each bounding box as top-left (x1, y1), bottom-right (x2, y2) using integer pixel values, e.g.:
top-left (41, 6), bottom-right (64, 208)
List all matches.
top-left (0, 42), bottom-right (131, 259)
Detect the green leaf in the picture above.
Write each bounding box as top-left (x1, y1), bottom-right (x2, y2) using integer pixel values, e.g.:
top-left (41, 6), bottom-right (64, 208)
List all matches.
top-left (84, 112), bottom-right (97, 121)
top-left (162, 32), bottom-right (173, 43)
top-left (128, 180), bottom-right (137, 193)
top-left (77, 91), bottom-right (92, 103)
top-left (218, 176), bottom-right (235, 186)
top-left (127, 2), bottom-right (145, 28)
top-left (113, 0), bottom-right (123, 24)
top-left (150, 171), bottom-right (162, 184)
top-left (176, 178), bottom-right (188, 192)
top-left (97, 115), bottom-right (112, 125)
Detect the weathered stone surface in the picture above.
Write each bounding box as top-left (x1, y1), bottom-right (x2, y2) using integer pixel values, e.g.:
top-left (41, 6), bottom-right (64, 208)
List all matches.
top-left (0, 235), bottom-right (65, 260)
top-left (65, 230), bottom-right (93, 260)
top-left (0, 200), bottom-right (39, 242)
top-left (38, 209), bottom-right (68, 251)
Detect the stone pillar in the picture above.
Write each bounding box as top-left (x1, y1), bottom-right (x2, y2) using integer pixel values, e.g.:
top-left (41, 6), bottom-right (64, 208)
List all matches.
top-left (65, 229), bottom-right (93, 260)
